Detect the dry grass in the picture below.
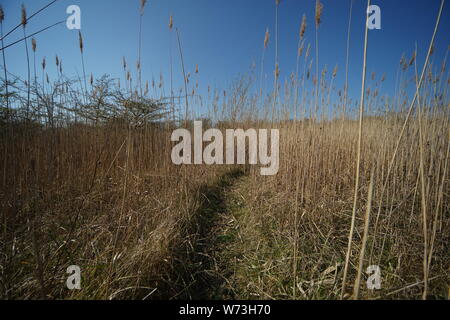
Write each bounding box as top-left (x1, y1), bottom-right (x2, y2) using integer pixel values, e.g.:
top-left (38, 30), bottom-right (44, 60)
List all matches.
top-left (0, 1), bottom-right (448, 300)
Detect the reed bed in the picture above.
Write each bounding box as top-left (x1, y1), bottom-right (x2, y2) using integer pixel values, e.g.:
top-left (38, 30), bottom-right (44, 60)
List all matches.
top-left (0, 0), bottom-right (448, 300)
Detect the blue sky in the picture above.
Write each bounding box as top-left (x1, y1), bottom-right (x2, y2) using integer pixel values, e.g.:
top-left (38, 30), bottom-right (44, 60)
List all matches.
top-left (1, 0), bottom-right (449, 117)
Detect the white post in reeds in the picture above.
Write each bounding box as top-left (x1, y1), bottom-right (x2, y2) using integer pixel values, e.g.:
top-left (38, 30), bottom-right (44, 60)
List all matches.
top-left (341, 0), bottom-right (370, 300)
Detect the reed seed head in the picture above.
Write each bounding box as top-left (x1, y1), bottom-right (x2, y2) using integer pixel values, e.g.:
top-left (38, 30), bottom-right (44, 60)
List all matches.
top-left (298, 40), bottom-right (306, 57)
top-left (90, 73), bottom-right (93, 86)
top-left (274, 63), bottom-right (280, 79)
top-left (78, 31), bottom-right (84, 53)
top-left (264, 28), bottom-right (270, 49)
top-left (42, 57), bottom-right (46, 70)
top-left (31, 38), bottom-right (36, 52)
top-left (315, 0), bottom-right (323, 27)
top-left (332, 64), bottom-right (338, 78)
top-left (123, 57), bottom-right (127, 70)
top-left (409, 51), bottom-right (416, 66)
top-left (140, 0), bottom-right (147, 14)
top-left (276, 0), bottom-right (280, 6)
top-left (21, 4), bottom-right (27, 27)
top-left (300, 14), bottom-right (307, 40)
top-left (195, 64), bottom-right (199, 74)
top-left (169, 15), bottom-right (173, 31)
top-left (0, 5), bottom-right (5, 24)
top-left (56, 55), bottom-right (59, 67)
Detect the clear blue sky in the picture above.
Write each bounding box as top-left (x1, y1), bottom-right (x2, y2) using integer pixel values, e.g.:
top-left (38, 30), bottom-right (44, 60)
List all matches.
top-left (1, 0), bottom-right (449, 117)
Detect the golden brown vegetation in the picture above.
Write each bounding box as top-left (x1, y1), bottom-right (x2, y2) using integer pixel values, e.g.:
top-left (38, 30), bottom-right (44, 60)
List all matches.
top-left (0, 0), bottom-right (448, 300)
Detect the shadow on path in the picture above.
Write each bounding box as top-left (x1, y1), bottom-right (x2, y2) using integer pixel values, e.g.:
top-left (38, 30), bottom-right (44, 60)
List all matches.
top-left (170, 168), bottom-right (244, 300)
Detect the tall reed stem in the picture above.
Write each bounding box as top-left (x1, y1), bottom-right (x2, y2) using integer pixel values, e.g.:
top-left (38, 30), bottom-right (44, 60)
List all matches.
top-left (341, 0), bottom-right (370, 299)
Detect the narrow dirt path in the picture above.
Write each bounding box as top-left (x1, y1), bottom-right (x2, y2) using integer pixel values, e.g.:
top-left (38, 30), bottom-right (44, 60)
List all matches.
top-left (169, 169), bottom-right (245, 300)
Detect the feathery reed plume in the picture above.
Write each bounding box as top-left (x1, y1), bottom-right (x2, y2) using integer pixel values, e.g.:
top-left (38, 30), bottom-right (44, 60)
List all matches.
top-left (300, 14), bottom-right (307, 40)
top-left (260, 27), bottom-right (270, 103)
top-left (22, 4), bottom-right (31, 118)
top-left (409, 51), bottom-right (417, 66)
top-left (140, 0), bottom-right (147, 15)
top-left (21, 4), bottom-right (27, 27)
top-left (169, 15), bottom-right (173, 31)
top-left (90, 73), bottom-right (93, 86)
top-left (42, 57), bottom-right (46, 70)
top-left (298, 41), bottom-right (304, 57)
top-left (195, 64), bottom-right (199, 74)
top-left (31, 38), bottom-right (37, 89)
top-left (274, 63), bottom-right (279, 79)
top-left (55, 55), bottom-right (59, 67)
top-left (264, 28), bottom-right (270, 49)
top-left (295, 14), bottom-right (306, 120)
top-left (315, 0), bottom-right (323, 27)
top-left (78, 31), bottom-right (83, 53)
top-left (0, 4), bottom-right (9, 119)
top-left (332, 64), bottom-right (338, 78)
top-left (78, 31), bottom-right (88, 101)
top-left (314, 0), bottom-right (323, 120)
